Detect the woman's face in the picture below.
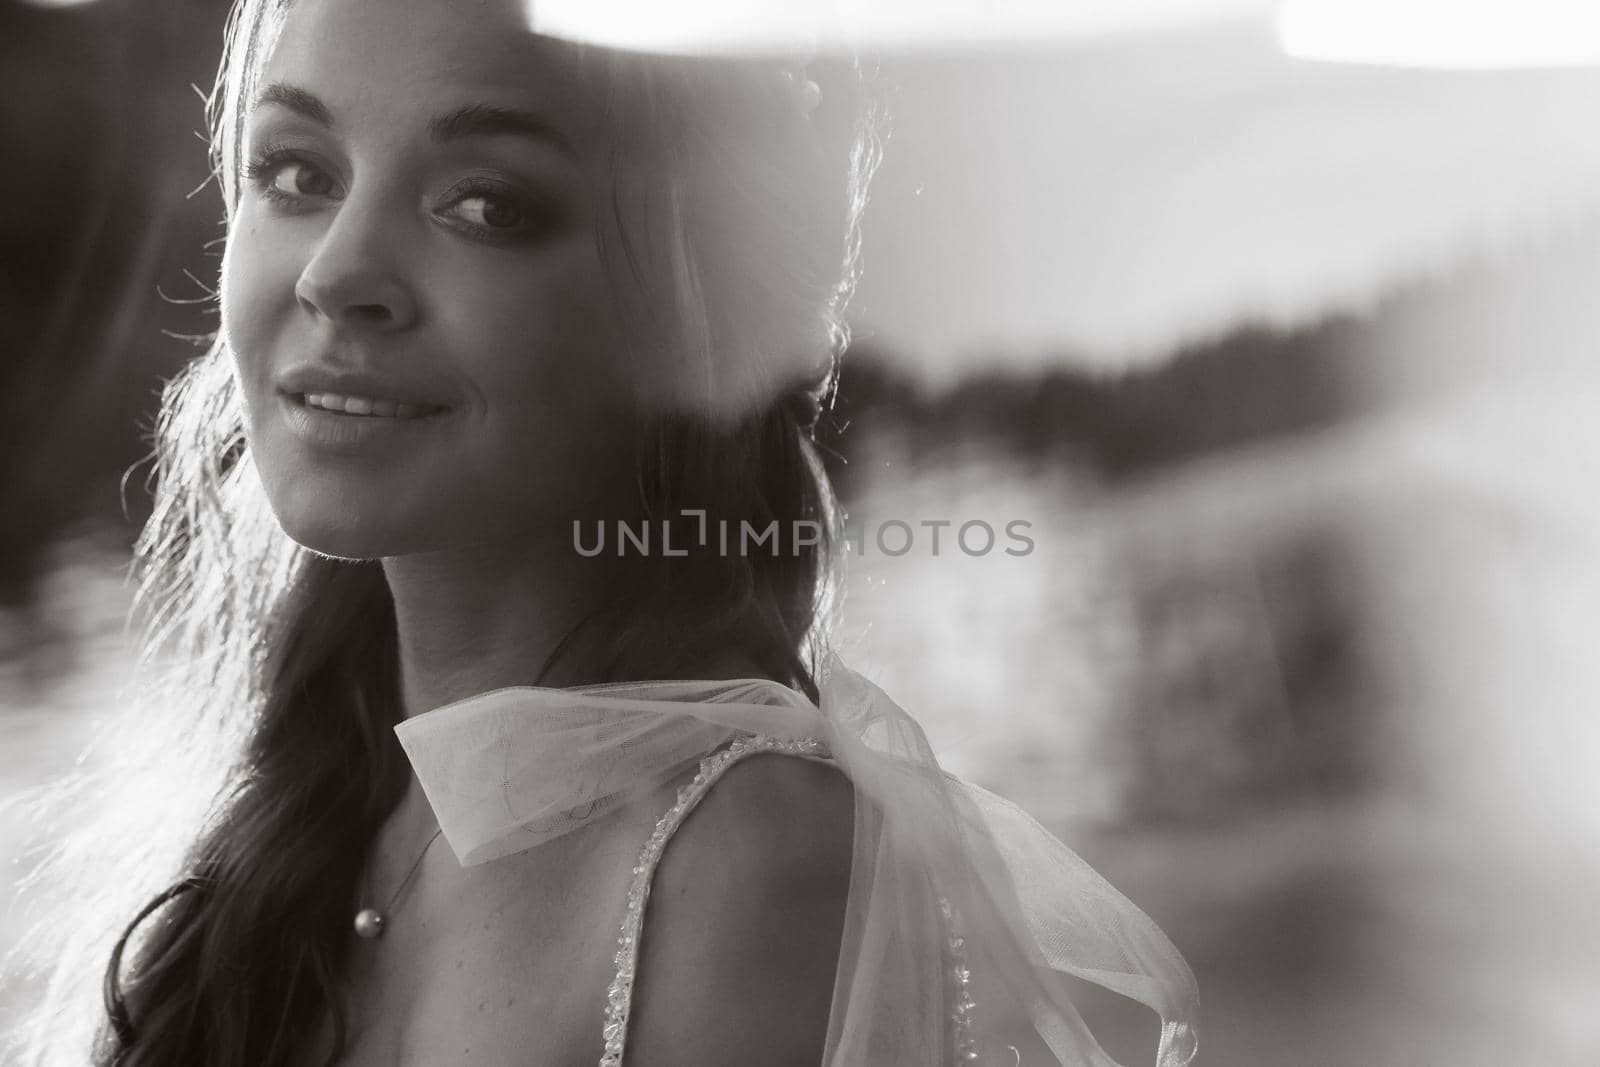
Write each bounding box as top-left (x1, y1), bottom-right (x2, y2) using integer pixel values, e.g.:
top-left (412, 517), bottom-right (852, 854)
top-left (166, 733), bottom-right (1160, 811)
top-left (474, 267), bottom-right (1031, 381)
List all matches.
top-left (223, 0), bottom-right (641, 560)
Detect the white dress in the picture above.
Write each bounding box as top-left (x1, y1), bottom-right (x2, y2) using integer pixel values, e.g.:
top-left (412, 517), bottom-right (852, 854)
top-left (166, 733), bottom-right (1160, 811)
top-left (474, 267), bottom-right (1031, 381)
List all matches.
top-left (394, 655), bottom-right (1199, 1066)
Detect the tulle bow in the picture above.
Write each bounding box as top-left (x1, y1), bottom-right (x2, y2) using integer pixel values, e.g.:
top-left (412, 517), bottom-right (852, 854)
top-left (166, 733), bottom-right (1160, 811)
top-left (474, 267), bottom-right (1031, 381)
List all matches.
top-left (394, 656), bottom-right (1198, 1065)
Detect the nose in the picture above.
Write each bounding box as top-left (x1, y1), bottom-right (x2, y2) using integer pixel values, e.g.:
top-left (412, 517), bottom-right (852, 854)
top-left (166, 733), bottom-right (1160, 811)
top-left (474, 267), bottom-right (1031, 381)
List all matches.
top-left (294, 198), bottom-right (419, 331)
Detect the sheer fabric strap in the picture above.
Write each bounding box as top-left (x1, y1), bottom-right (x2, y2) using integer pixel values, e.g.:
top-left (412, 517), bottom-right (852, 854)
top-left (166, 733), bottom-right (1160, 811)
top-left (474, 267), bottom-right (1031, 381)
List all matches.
top-left (594, 734), bottom-right (978, 1067)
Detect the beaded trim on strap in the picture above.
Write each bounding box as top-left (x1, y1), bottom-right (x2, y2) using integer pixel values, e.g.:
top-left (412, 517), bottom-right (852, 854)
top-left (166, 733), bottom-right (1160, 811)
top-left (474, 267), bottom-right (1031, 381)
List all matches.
top-left (939, 895), bottom-right (980, 1062)
top-left (598, 735), bottom-right (831, 1067)
top-left (595, 733), bottom-right (979, 1066)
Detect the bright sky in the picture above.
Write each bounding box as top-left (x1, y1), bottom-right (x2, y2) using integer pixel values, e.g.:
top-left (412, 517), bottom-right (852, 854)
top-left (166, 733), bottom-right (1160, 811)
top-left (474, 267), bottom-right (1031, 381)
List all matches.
top-left (523, 0), bottom-right (1269, 52)
top-left (848, 19), bottom-right (1600, 379)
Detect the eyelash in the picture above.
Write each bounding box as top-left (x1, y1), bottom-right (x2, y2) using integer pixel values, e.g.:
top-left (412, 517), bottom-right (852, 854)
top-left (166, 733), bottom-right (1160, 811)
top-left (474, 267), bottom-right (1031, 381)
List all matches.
top-left (241, 144), bottom-right (558, 244)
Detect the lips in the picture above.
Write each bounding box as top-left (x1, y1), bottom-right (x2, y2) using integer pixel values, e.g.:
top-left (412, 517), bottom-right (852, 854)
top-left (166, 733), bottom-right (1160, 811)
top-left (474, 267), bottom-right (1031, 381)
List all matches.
top-left (276, 365), bottom-right (452, 417)
top-left (302, 392), bottom-right (434, 419)
top-left (273, 363), bottom-right (455, 452)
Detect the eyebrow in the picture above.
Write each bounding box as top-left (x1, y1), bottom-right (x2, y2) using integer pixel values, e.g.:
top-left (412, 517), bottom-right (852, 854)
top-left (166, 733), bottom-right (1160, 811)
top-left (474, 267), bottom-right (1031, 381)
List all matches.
top-left (250, 82), bottom-right (575, 159)
top-left (253, 83), bottom-right (332, 127)
top-left (428, 103), bottom-right (575, 158)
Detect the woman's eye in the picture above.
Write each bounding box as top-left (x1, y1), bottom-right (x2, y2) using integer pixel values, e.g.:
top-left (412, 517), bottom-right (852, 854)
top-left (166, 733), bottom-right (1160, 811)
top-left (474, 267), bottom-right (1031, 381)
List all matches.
top-left (449, 193), bottom-right (525, 231)
top-left (274, 161), bottom-right (336, 198)
top-left (437, 182), bottom-right (561, 242)
top-left (244, 149), bottom-right (339, 203)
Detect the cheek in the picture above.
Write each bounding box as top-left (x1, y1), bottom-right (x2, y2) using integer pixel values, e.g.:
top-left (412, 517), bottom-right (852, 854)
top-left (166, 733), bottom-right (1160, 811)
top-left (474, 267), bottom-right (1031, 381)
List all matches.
top-left (447, 244), bottom-right (636, 411)
top-left (431, 243), bottom-right (645, 509)
top-left (220, 217), bottom-right (303, 411)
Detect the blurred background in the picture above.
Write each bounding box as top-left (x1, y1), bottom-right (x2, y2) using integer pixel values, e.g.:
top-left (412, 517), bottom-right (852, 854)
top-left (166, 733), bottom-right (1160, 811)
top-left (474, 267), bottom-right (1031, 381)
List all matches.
top-left (4, 0), bottom-right (1600, 1063)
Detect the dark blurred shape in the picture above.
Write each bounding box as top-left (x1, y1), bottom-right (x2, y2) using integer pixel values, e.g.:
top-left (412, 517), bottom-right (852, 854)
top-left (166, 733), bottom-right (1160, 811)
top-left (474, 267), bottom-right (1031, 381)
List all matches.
top-left (1115, 523), bottom-right (1386, 819)
top-left (822, 317), bottom-right (1364, 491)
top-left (0, 0), bottom-right (227, 610)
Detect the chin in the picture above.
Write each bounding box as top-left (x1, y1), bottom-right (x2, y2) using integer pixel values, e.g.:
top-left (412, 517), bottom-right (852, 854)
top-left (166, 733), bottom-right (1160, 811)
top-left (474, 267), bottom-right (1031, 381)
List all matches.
top-left (263, 486), bottom-right (407, 561)
top-left (276, 514), bottom-right (395, 562)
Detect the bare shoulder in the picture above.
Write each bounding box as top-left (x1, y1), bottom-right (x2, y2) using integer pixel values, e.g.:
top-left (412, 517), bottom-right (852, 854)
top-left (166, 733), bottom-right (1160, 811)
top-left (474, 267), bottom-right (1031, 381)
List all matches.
top-left (624, 750), bottom-right (856, 1067)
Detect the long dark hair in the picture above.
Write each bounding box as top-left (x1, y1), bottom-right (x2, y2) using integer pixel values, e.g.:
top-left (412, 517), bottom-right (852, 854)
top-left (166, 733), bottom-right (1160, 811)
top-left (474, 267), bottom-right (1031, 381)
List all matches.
top-left (6, 3), bottom-right (883, 1065)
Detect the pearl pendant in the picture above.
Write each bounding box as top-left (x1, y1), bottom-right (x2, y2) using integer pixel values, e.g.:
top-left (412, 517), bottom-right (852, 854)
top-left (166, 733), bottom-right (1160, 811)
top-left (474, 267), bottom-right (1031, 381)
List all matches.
top-left (353, 908), bottom-right (386, 939)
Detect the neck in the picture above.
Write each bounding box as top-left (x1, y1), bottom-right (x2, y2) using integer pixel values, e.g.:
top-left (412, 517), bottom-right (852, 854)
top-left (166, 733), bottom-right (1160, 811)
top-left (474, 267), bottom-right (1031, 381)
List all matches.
top-left (383, 531), bottom-right (622, 719)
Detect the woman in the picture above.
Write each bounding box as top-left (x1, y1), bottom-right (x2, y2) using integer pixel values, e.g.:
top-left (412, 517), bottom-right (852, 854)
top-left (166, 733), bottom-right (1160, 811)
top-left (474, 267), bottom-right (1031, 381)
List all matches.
top-left (10, 0), bottom-right (1198, 1063)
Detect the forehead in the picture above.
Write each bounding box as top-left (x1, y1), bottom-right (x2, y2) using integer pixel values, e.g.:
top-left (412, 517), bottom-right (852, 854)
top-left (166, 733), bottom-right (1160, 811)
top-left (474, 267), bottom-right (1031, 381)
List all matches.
top-left (258, 0), bottom-right (601, 143)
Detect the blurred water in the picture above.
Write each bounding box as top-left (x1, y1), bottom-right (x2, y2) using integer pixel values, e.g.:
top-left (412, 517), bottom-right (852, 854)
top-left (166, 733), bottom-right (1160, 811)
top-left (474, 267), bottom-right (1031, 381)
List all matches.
top-left (1049, 399), bottom-right (1600, 1065)
top-left (0, 528), bottom-right (134, 1042)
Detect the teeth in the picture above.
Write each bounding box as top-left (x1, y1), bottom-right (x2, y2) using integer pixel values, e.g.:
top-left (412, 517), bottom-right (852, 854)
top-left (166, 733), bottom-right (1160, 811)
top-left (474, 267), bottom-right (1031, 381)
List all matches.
top-left (303, 392), bottom-right (433, 419)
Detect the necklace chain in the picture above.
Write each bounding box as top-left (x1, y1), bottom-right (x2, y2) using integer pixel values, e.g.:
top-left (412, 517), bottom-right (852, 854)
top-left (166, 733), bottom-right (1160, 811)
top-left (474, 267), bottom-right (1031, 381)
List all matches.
top-left (380, 826), bottom-right (443, 914)
top-left (354, 825), bottom-right (443, 939)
